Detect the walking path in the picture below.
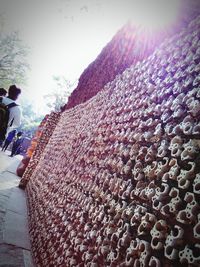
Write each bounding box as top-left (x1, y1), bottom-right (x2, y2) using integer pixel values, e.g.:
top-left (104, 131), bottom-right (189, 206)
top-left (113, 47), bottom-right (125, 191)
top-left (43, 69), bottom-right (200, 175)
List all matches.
top-left (0, 150), bottom-right (35, 267)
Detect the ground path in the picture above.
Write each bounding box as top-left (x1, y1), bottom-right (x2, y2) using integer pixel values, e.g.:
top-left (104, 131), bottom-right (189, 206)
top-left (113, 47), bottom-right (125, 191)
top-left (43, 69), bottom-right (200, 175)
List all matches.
top-left (0, 151), bottom-right (34, 267)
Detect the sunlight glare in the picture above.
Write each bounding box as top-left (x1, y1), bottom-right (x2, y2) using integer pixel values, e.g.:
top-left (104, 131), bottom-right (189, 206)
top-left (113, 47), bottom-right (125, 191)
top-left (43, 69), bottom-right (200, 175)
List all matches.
top-left (130, 0), bottom-right (180, 31)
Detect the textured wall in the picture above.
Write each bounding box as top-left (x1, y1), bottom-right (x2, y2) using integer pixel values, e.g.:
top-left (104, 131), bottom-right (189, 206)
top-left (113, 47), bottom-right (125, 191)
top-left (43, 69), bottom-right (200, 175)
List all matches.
top-left (64, 0), bottom-right (200, 111)
top-left (27, 15), bottom-right (200, 266)
top-left (19, 112), bottom-right (61, 188)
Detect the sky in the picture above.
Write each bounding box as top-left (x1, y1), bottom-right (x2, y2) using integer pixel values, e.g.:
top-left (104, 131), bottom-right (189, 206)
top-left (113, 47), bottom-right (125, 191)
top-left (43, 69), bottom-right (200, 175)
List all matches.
top-left (0, 0), bottom-right (181, 114)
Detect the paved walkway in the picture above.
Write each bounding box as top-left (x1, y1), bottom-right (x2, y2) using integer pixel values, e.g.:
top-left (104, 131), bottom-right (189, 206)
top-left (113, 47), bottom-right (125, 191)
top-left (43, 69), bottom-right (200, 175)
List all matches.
top-left (0, 150), bottom-right (35, 267)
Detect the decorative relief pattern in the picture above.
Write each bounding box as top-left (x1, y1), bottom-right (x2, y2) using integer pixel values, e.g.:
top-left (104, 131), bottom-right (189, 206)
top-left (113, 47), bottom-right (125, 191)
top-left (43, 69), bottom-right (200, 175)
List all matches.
top-left (26, 15), bottom-right (200, 266)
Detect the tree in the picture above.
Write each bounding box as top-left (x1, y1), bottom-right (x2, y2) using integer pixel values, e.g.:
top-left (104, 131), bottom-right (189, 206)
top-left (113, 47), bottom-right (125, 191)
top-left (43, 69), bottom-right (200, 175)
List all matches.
top-left (0, 31), bottom-right (29, 88)
top-left (44, 76), bottom-right (76, 112)
top-left (18, 99), bottom-right (43, 138)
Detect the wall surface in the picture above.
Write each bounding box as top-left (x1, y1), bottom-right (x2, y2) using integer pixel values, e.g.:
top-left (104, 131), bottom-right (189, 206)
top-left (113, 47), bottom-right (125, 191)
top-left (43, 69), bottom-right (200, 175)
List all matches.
top-left (19, 112), bottom-right (61, 188)
top-left (27, 15), bottom-right (200, 267)
top-left (64, 0), bottom-right (200, 110)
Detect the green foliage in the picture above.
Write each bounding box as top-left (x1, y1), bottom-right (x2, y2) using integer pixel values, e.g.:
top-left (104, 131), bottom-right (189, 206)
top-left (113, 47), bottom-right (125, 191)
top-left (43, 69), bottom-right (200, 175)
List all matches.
top-left (0, 31), bottom-right (30, 88)
top-left (44, 76), bottom-right (76, 112)
top-left (18, 99), bottom-right (43, 138)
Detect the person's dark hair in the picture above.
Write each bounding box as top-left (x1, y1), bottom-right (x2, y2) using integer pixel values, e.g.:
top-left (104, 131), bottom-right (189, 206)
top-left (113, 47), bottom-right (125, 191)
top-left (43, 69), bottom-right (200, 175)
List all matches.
top-left (0, 88), bottom-right (7, 96)
top-left (8, 85), bottom-right (21, 100)
top-left (17, 131), bottom-right (23, 137)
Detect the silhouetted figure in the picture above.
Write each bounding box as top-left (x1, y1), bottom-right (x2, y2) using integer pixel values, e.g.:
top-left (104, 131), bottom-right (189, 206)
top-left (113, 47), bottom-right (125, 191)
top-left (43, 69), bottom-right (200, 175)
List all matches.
top-left (0, 85), bottom-right (21, 145)
top-left (2, 129), bottom-right (17, 152)
top-left (10, 131), bottom-right (24, 157)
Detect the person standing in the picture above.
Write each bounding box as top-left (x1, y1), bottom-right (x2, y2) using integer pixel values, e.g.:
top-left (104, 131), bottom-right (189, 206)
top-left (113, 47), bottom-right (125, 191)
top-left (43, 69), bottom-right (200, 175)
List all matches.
top-left (10, 131), bottom-right (24, 157)
top-left (1, 129), bottom-right (17, 152)
top-left (0, 85), bottom-right (21, 145)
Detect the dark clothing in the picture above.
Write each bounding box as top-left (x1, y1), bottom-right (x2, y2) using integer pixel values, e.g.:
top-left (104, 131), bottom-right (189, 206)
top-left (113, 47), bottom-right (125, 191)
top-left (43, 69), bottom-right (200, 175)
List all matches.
top-left (10, 137), bottom-right (24, 156)
top-left (6, 130), bottom-right (16, 141)
top-left (2, 130), bottom-right (16, 151)
top-left (2, 139), bottom-right (11, 151)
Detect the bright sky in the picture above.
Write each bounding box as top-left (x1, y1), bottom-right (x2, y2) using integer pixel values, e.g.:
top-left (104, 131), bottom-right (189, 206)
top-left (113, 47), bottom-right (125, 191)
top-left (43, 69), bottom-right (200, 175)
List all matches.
top-left (0, 0), bottom-right (180, 114)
